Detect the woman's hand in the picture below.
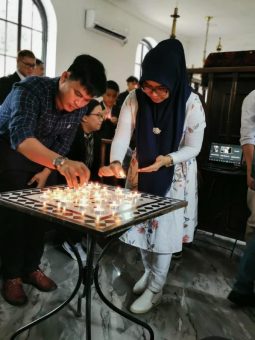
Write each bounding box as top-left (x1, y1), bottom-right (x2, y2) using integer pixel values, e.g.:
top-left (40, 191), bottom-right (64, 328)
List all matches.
top-left (138, 155), bottom-right (172, 173)
top-left (247, 174), bottom-right (255, 190)
top-left (27, 168), bottom-right (52, 188)
top-left (98, 162), bottom-right (126, 179)
top-left (110, 116), bottom-right (118, 125)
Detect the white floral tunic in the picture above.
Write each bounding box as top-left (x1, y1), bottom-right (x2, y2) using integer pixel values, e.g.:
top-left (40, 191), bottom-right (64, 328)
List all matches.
top-left (110, 91), bottom-right (206, 254)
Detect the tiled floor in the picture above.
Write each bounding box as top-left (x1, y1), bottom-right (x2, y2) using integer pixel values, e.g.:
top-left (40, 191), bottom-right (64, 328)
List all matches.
top-left (0, 231), bottom-right (254, 340)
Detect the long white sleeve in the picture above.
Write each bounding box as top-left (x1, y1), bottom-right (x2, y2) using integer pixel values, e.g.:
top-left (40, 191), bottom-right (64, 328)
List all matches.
top-left (110, 91), bottom-right (138, 163)
top-left (169, 93), bottom-right (206, 164)
top-left (110, 91), bottom-right (206, 165)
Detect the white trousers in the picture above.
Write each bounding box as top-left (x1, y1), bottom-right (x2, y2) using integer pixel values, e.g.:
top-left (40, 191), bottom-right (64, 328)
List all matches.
top-left (141, 249), bottom-right (172, 293)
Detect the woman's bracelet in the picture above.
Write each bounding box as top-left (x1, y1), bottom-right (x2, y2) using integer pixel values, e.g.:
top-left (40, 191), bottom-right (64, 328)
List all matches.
top-left (110, 160), bottom-right (121, 166)
top-left (165, 155), bottom-right (173, 167)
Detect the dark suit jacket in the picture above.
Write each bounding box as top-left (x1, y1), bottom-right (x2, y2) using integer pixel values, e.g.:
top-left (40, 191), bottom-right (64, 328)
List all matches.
top-left (116, 90), bottom-right (129, 109)
top-left (67, 125), bottom-right (101, 181)
top-left (0, 72), bottom-right (21, 104)
top-left (99, 101), bottom-right (120, 140)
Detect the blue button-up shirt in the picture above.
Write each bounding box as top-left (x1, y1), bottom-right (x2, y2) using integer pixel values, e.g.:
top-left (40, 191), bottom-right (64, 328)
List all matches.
top-left (0, 76), bottom-right (87, 156)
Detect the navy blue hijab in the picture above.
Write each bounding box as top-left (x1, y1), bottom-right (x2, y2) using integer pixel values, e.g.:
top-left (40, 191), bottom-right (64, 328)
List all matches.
top-left (136, 39), bottom-right (192, 197)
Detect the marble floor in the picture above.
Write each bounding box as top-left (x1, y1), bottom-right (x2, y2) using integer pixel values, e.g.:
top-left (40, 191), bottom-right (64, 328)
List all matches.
top-left (0, 230), bottom-right (255, 340)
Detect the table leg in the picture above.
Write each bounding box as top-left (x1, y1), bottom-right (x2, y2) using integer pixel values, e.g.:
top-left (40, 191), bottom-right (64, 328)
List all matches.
top-left (94, 238), bottom-right (155, 340)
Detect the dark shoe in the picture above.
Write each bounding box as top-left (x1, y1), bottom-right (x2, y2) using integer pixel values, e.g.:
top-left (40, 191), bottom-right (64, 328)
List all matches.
top-left (172, 251), bottom-right (182, 260)
top-left (23, 270), bottom-right (57, 292)
top-left (2, 278), bottom-right (28, 306)
top-left (227, 290), bottom-right (255, 307)
top-left (183, 242), bottom-right (193, 248)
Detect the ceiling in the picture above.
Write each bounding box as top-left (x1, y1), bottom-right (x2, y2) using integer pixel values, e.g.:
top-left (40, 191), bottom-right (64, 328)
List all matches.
top-left (106, 0), bottom-right (254, 40)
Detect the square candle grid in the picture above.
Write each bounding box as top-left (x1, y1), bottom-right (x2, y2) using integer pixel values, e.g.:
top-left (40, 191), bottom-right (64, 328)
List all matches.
top-left (0, 183), bottom-right (186, 236)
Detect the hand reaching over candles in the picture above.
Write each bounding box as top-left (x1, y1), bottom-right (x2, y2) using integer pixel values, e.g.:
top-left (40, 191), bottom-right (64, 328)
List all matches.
top-left (27, 168), bottom-right (52, 188)
top-left (57, 159), bottom-right (90, 188)
top-left (138, 155), bottom-right (173, 173)
top-left (98, 161), bottom-right (126, 179)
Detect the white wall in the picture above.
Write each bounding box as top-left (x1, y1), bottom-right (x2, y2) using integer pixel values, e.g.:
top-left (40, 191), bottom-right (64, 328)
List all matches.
top-left (50, 0), bottom-right (189, 91)
top-left (185, 32), bottom-right (255, 68)
top-left (49, 0), bottom-right (255, 89)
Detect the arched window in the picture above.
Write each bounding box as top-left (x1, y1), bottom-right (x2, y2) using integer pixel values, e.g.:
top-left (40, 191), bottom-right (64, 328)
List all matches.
top-left (134, 37), bottom-right (157, 79)
top-left (0, 0), bottom-right (47, 77)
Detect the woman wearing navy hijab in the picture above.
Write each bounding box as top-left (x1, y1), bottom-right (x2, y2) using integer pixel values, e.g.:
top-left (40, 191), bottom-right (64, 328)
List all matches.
top-left (99, 39), bottom-right (206, 313)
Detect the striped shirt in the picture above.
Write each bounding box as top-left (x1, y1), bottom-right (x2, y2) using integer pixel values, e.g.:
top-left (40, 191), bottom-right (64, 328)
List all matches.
top-left (0, 76), bottom-right (87, 155)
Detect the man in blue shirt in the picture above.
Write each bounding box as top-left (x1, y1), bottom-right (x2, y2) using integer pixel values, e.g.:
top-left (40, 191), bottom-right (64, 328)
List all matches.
top-left (0, 54), bottom-right (106, 306)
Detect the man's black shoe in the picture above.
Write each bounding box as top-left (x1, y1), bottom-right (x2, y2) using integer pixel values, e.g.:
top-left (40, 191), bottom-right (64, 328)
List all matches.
top-left (227, 290), bottom-right (255, 307)
top-left (172, 251), bottom-right (182, 260)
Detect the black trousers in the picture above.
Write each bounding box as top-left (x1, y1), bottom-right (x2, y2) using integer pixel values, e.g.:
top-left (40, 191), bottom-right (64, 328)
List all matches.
top-left (0, 206), bottom-right (46, 279)
top-left (0, 144), bottom-right (58, 279)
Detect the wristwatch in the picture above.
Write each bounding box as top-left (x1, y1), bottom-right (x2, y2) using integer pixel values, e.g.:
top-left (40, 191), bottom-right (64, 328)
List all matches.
top-left (52, 156), bottom-right (68, 169)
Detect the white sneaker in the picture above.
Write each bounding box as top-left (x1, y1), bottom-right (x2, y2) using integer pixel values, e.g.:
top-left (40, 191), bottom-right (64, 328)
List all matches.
top-left (133, 271), bottom-right (150, 295)
top-left (62, 242), bottom-right (87, 262)
top-left (130, 288), bottom-right (162, 314)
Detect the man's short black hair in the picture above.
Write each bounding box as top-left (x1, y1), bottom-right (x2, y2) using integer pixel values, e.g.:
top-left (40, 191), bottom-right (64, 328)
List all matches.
top-left (68, 55), bottom-right (106, 97)
top-left (85, 99), bottom-right (100, 116)
top-left (106, 80), bottom-right (119, 93)
top-left (126, 76), bottom-right (139, 83)
top-left (36, 58), bottom-right (44, 65)
top-left (17, 50), bottom-right (35, 60)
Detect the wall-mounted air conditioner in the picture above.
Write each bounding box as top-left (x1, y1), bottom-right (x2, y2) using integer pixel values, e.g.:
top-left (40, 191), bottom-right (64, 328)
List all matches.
top-left (85, 9), bottom-right (128, 45)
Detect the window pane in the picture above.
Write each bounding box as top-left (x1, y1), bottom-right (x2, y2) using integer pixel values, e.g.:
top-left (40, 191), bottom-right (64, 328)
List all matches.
top-left (134, 64), bottom-right (140, 79)
top-left (32, 5), bottom-right (42, 31)
top-left (142, 44), bottom-right (149, 59)
top-left (22, 0), bottom-right (32, 27)
top-left (6, 22), bottom-right (17, 56)
top-left (5, 55), bottom-right (16, 75)
top-left (7, 0), bottom-right (18, 23)
top-left (0, 55), bottom-right (5, 76)
top-left (0, 0), bottom-right (7, 20)
top-left (135, 44), bottom-right (142, 63)
top-left (21, 26), bottom-right (32, 50)
top-left (0, 21), bottom-right (6, 54)
top-left (32, 30), bottom-right (42, 57)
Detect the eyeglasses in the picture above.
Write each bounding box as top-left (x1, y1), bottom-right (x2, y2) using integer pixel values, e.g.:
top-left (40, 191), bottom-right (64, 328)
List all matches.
top-left (141, 82), bottom-right (169, 97)
top-left (20, 60), bottom-right (36, 69)
top-left (90, 113), bottom-right (104, 120)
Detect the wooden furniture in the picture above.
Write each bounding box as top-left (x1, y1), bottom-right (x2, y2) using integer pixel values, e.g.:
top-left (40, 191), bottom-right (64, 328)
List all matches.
top-left (188, 64), bottom-right (255, 240)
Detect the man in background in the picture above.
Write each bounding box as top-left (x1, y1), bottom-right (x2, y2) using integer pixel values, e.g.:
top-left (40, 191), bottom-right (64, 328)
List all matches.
top-left (116, 75), bottom-right (139, 109)
top-left (0, 49), bottom-right (36, 104)
top-left (227, 89), bottom-right (255, 307)
top-left (34, 58), bottom-right (45, 76)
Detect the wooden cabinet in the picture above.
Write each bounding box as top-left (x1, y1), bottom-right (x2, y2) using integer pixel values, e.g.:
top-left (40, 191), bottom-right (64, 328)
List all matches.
top-left (188, 64), bottom-right (255, 240)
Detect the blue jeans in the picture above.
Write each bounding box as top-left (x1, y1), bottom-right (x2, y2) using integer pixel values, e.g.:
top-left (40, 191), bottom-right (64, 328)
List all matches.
top-left (233, 232), bottom-right (255, 294)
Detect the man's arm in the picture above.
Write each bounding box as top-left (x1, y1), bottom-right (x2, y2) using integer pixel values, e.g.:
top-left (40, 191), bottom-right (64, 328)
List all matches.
top-left (240, 91), bottom-right (255, 189)
top-left (242, 144), bottom-right (255, 189)
top-left (17, 137), bottom-right (90, 188)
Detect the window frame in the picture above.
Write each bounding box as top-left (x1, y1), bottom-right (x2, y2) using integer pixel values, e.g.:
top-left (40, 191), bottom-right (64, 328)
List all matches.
top-left (0, 0), bottom-right (47, 76)
top-left (134, 38), bottom-right (153, 79)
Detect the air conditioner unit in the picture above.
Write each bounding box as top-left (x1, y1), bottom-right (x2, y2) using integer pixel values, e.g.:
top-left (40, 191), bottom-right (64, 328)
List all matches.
top-left (85, 9), bottom-right (128, 45)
